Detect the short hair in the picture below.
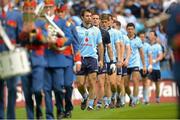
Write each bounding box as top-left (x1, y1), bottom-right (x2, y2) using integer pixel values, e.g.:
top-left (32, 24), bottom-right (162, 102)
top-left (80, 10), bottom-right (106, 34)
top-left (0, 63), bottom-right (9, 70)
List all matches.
top-left (138, 31), bottom-right (146, 36)
top-left (92, 11), bottom-right (99, 16)
top-left (114, 20), bottom-right (121, 27)
top-left (100, 14), bottom-right (109, 20)
top-left (126, 23), bottom-right (135, 28)
top-left (80, 9), bottom-right (92, 18)
top-left (150, 30), bottom-right (157, 37)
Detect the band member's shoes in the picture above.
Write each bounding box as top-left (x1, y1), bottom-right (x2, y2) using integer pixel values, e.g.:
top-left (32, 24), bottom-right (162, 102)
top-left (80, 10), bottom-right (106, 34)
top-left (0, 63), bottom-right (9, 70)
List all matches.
top-left (65, 111), bottom-right (72, 118)
top-left (57, 112), bottom-right (65, 119)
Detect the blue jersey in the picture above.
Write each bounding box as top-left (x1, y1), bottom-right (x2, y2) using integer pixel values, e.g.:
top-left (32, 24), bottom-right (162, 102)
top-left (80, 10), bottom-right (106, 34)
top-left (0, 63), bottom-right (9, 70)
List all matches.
top-left (122, 34), bottom-right (130, 59)
top-left (105, 28), bottom-right (120, 63)
top-left (0, 8), bottom-right (23, 52)
top-left (76, 24), bottom-right (102, 59)
top-left (151, 43), bottom-right (162, 70)
top-left (140, 42), bottom-right (152, 69)
top-left (128, 36), bottom-right (143, 68)
top-left (0, 8), bottom-right (23, 40)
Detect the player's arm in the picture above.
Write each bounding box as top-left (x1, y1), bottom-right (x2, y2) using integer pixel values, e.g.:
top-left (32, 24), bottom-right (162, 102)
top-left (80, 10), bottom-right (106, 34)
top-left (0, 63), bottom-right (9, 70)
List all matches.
top-left (98, 42), bottom-right (104, 67)
top-left (124, 44), bottom-right (131, 66)
top-left (139, 47), bottom-right (146, 73)
top-left (153, 52), bottom-right (163, 64)
top-left (153, 45), bottom-right (163, 64)
top-left (148, 53), bottom-right (153, 73)
top-left (115, 42), bottom-right (122, 68)
top-left (107, 43), bottom-right (114, 61)
top-left (119, 41), bottom-right (124, 65)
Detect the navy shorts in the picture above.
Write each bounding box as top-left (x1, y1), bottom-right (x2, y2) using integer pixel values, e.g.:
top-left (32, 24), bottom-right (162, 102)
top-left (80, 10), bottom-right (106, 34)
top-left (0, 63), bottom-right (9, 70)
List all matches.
top-left (116, 67), bottom-right (122, 75)
top-left (76, 57), bottom-right (98, 75)
top-left (127, 67), bottom-right (139, 75)
top-left (140, 69), bottom-right (149, 78)
top-left (148, 70), bottom-right (161, 82)
top-left (122, 66), bottom-right (128, 76)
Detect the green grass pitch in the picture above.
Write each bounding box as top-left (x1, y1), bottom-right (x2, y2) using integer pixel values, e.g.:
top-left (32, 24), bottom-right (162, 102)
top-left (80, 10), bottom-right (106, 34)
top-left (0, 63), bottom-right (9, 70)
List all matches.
top-left (16, 103), bottom-right (179, 119)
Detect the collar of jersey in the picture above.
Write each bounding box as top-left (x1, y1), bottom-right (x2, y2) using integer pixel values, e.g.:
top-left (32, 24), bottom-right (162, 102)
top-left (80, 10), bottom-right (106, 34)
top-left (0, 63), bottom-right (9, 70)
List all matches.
top-left (81, 23), bottom-right (93, 29)
top-left (128, 34), bottom-right (137, 40)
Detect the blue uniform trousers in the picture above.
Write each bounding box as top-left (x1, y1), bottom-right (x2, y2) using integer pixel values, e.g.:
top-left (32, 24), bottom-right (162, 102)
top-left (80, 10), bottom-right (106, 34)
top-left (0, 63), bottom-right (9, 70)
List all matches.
top-left (43, 66), bottom-right (74, 119)
top-left (0, 77), bottom-right (19, 119)
top-left (22, 66), bottom-right (44, 119)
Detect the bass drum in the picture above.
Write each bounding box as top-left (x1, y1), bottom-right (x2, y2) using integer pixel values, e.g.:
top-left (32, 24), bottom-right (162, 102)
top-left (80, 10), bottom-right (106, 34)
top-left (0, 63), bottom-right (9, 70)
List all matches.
top-left (0, 47), bottom-right (31, 79)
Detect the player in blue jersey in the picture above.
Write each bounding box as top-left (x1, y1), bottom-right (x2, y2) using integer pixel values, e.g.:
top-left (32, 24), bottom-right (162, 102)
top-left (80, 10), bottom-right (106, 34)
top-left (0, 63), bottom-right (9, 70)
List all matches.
top-left (126, 23), bottom-right (146, 107)
top-left (148, 30), bottom-right (163, 103)
top-left (138, 31), bottom-right (153, 104)
top-left (113, 20), bottom-right (131, 107)
top-left (101, 14), bottom-right (123, 108)
top-left (76, 9), bottom-right (104, 110)
top-left (92, 12), bottom-right (114, 109)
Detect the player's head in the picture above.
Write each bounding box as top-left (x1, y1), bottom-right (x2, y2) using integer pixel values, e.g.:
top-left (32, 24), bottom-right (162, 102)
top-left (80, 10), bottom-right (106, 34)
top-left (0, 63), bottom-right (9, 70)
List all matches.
top-left (149, 30), bottom-right (157, 42)
top-left (138, 31), bottom-right (146, 42)
top-left (92, 12), bottom-right (100, 27)
top-left (80, 9), bottom-right (92, 24)
top-left (113, 20), bottom-right (121, 30)
top-left (100, 13), bottom-right (110, 29)
top-left (126, 23), bottom-right (136, 36)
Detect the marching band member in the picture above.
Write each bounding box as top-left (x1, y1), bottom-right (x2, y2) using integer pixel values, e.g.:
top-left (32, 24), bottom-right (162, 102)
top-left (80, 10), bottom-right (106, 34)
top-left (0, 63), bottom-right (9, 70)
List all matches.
top-left (43, 0), bottom-right (81, 119)
top-left (0, 0), bottom-right (23, 119)
top-left (55, 4), bottom-right (82, 118)
top-left (19, 0), bottom-right (47, 119)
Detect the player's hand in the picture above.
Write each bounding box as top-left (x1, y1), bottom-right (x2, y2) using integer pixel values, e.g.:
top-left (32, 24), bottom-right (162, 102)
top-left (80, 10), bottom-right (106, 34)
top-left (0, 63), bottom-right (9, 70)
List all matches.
top-left (123, 59), bottom-right (129, 67)
top-left (116, 60), bottom-right (123, 68)
top-left (110, 63), bottom-right (116, 73)
top-left (148, 64), bottom-right (153, 73)
top-left (73, 62), bottom-right (81, 73)
top-left (143, 65), bottom-right (147, 74)
top-left (98, 60), bottom-right (103, 69)
top-left (107, 60), bottom-right (116, 75)
top-left (153, 59), bottom-right (157, 64)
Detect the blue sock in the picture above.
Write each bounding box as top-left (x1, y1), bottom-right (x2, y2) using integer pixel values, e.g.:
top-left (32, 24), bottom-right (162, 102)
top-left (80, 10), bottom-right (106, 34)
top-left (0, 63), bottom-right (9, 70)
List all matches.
top-left (107, 97), bottom-right (111, 105)
top-left (133, 96), bottom-right (138, 104)
top-left (111, 92), bottom-right (116, 100)
top-left (103, 96), bottom-right (108, 105)
top-left (120, 95), bottom-right (125, 105)
top-left (144, 88), bottom-right (149, 102)
top-left (88, 99), bottom-right (94, 108)
top-left (129, 95), bottom-right (133, 100)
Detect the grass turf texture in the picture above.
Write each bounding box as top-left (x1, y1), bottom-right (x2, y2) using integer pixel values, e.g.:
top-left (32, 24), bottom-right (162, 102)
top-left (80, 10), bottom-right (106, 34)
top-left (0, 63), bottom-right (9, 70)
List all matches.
top-left (16, 103), bottom-right (178, 119)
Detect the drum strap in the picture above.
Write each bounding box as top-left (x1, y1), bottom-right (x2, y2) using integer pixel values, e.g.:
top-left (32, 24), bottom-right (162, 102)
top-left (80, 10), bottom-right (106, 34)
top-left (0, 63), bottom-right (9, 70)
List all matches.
top-left (0, 22), bottom-right (15, 50)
